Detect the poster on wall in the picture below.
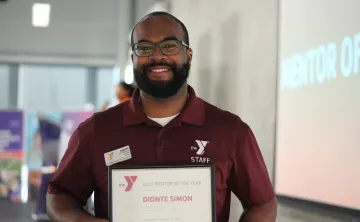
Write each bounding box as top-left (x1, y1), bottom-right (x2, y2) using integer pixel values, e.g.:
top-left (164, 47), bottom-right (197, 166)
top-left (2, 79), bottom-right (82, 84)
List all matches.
top-left (25, 112), bottom-right (62, 204)
top-left (25, 112), bottom-right (42, 203)
top-left (0, 110), bottom-right (24, 202)
top-left (0, 110), bottom-right (24, 159)
top-left (32, 112), bottom-right (62, 220)
top-left (0, 160), bottom-right (22, 202)
top-left (25, 112), bottom-right (43, 170)
top-left (32, 111), bottom-right (92, 219)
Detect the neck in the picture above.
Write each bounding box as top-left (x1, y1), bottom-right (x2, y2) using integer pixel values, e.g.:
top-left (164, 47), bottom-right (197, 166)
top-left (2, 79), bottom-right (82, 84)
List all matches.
top-left (140, 85), bottom-right (188, 118)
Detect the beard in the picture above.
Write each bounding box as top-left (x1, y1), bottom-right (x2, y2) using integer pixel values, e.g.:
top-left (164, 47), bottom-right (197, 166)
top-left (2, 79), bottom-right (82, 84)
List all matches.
top-left (133, 61), bottom-right (190, 99)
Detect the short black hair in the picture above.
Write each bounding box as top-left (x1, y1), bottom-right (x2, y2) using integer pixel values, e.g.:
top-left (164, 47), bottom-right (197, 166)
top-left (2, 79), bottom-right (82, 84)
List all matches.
top-left (130, 11), bottom-right (189, 47)
top-left (119, 81), bottom-right (135, 97)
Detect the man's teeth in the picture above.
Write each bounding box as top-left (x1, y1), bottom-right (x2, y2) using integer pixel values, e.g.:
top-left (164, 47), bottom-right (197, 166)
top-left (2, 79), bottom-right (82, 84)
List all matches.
top-left (151, 69), bottom-right (169, 73)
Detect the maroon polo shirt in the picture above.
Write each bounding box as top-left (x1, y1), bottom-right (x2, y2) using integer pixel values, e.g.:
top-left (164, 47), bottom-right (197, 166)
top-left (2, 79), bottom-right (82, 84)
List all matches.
top-left (48, 85), bottom-right (274, 221)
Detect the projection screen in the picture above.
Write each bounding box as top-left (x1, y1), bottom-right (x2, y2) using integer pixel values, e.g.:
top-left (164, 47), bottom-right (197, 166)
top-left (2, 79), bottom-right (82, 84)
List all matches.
top-left (275, 0), bottom-right (360, 210)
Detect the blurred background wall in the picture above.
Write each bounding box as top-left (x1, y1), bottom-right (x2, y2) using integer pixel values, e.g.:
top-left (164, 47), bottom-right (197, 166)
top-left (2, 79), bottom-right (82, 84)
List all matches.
top-left (171, 1), bottom-right (278, 219)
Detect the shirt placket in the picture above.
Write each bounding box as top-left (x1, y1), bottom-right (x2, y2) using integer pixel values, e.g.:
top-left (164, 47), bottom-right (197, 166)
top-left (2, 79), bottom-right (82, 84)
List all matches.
top-left (156, 127), bottom-right (167, 161)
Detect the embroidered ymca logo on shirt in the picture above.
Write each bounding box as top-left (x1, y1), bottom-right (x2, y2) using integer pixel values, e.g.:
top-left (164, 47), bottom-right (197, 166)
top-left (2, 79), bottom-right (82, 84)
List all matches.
top-left (190, 140), bottom-right (209, 155)
top-left (190, 140), bottom-right (211, 163)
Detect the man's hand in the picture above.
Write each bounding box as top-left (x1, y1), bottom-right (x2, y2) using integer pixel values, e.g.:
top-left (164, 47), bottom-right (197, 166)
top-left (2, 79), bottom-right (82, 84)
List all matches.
top-left (47, 192), bottom-right (107, 222)
top-left (240, 197), bottom-right (278, 222)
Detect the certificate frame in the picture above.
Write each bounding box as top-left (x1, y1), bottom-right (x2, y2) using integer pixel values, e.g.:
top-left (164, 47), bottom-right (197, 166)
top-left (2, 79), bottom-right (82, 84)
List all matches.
top-left (108, 164), bottom-right (216, 222)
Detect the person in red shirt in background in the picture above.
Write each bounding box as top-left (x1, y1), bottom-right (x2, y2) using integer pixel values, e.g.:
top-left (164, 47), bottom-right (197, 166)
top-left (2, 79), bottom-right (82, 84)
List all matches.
top-left (101, 82), bottom-right (135, 111)
top-left (116, 81), bottom-right (135, 104)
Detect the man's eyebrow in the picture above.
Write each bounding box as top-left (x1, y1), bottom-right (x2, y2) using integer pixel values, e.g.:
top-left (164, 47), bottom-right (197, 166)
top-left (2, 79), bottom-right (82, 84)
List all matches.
top-left (135, 36), bottom-right (181, 44)
top-left (162, 36), bottom-right (180, 41)
top-left (136, 39), bottom-right (151, 43)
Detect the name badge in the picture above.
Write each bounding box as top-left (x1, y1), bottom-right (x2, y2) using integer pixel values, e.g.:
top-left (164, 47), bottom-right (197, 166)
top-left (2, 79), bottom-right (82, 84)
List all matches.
top-left (104, 146), bottom-right (132, 166)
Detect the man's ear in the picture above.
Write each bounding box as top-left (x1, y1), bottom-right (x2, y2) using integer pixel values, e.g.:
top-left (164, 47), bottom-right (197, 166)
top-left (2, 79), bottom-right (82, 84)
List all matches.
top-left (187, 48), bottom-right (193, 63)
top-left (131, 53), bottom-right (134, 63)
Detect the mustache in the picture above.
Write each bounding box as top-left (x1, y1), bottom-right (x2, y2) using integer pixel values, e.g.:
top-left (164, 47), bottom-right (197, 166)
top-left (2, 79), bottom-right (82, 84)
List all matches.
top-left (142, 62), bottom-right (177, 71)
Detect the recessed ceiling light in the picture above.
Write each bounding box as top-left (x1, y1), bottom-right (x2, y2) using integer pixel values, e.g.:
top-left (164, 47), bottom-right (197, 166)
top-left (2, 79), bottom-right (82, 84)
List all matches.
top-left (32, 3), bottom-right (51, 27)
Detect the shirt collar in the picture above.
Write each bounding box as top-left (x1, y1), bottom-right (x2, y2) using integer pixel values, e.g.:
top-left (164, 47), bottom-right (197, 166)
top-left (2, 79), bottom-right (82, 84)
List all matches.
top-left (122, 85), bottom-right (205, 126)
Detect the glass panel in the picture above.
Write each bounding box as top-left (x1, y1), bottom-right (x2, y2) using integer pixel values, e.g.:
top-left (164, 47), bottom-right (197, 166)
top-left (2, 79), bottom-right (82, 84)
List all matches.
top-left (19, 65), bottom-right (87, 112)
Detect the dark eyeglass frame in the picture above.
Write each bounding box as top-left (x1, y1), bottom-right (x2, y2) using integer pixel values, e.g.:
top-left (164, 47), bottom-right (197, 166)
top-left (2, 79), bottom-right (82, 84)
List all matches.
top-left (132, 39), bottom-right (189, 57)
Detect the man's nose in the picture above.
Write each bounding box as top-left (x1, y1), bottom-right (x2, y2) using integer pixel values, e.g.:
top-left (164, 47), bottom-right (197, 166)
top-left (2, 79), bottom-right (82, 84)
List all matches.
top-left (149, 45), bottom-right (167, 61)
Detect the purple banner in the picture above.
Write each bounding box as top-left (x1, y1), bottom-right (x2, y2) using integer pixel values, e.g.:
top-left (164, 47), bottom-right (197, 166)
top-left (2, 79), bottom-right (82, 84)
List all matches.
top-left (0, 111), bottom-right (23, 159)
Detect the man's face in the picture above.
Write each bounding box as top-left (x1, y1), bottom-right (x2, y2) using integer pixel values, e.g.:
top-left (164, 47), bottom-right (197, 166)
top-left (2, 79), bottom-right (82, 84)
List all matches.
top-left (132, 16), bottom-right (192, 99)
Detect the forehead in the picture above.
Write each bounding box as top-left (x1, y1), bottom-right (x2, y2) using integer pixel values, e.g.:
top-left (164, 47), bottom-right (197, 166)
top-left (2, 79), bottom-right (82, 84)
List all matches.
top-left (133, 16), bottom-right (184, 43)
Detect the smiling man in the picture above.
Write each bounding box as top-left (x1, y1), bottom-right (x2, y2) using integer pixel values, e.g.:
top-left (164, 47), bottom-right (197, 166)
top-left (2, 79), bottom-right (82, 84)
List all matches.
top-left (46, 12), bottom-right (277, 222)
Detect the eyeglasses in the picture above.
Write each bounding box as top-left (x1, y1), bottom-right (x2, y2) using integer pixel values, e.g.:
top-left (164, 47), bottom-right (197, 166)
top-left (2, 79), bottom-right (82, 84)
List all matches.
top-left (132, 39), bottom-right (189, 57)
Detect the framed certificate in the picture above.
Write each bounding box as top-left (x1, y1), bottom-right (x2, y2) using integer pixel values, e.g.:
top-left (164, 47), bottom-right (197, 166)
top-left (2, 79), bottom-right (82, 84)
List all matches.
top-left (108, 165), bottom-right (216, 222)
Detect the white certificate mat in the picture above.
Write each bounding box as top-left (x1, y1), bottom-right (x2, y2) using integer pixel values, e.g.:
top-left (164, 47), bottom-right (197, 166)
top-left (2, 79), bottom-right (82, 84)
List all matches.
top-left (109, 165), bottom-right (216, 222)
